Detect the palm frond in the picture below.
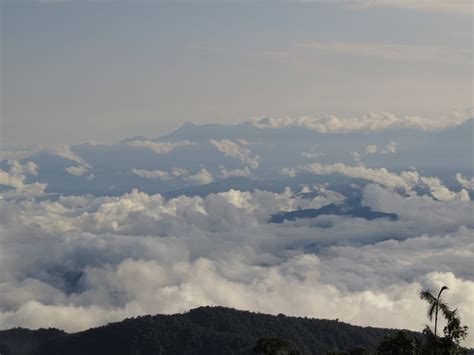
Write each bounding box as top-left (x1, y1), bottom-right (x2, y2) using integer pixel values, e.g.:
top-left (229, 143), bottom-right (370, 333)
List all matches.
top-left (439, 303), bottom-right (454, 320)
top-left (437, 286), bottom-right (449, 301)
top-left (419, 289), bottom-right (436, 303)
top-left (427, 302), bottom-right (436, 321)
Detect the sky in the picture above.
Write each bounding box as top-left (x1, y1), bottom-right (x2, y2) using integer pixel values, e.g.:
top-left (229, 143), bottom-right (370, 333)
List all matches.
top-left (1, 0), bottom-right (472, 145)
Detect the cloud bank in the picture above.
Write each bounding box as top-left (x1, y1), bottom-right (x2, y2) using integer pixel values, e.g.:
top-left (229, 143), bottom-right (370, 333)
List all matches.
top-left (127, 140), bottom-right (194, 154)
top-left (0, 184), bottom-right (472, 345)
top-left (210, 139), bottom-right (259, 169)
top-left (251, 111), bottom-right (471, 133)
top-left (285, 162), bottom-right (470, 202)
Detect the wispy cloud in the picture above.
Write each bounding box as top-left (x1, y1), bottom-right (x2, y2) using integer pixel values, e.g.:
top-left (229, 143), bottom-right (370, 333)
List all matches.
top-left (296, 41), bottom-right (469, 64)
top-left (127, 140), bottom-right (194, 155)
top-left (348, 0), bottom-right (472, 15)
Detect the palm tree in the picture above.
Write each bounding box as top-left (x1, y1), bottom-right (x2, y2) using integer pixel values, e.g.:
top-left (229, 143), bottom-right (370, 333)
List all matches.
top-left (419, 285), bottom-right (451, 337)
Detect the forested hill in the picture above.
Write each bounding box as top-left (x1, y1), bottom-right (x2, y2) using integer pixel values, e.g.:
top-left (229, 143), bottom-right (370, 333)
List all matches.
top-left (0, 306), bottom-right (408, 355)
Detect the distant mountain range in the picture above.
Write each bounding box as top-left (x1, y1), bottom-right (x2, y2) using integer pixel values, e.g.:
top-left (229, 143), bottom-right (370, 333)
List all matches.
top-left (2, 117), bottom-right (472, 197)
top-left (270, 202), bottom-right (398, 224)
top-left (0, 306), bottom-right (409, 355)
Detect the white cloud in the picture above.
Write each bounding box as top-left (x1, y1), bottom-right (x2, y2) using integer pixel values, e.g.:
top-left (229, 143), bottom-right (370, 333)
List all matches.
top-left (218, 166), bottom-right (252, 179)
top-left (361, 184), bottom-right (473, 235)
top-left (365, 142), bottom-right (397, 155)
top-left (295, 162), bottom-right (469, 201)
top-left (209, 139), bottom-right (259, 169)
top-left (127, 140), bottom-right (194, 154)
top-left (365, 144), bottom-right (378, 155)
top-left (133, 169), bottom-right (168, 180)
top-left (348, 0), bottom-right (472, 15)
top-left (456, 173), bottom-right (474, 191)
top-left (65, 165), bottom-right (90, 177)
top-left (185, 168), bottom-right (214, 185)
top-left (296, 41), bottom-right (468, 64)
top-left (250, 111), bottom-right (471, 133)
top-left (0, 186), bottom-right (472, 345)
top-left (0, 147), bottom-right (42, 162)
top-left (384, 141), bottom-right (397, 154)
top-left (132, 168), bottom-right (189, 181)
top-left (48, 145), bottom-right (91, 169)
top-left (302, 146), bottom-right (323, 159)
top-left (0, 145), bottom-right (94, 180)
top-left (0, 160), bottom-right (47, 197)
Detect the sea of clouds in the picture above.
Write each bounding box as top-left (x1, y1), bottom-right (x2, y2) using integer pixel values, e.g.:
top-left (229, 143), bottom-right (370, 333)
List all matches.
top-left (0, 111), bottom-right (473, 346)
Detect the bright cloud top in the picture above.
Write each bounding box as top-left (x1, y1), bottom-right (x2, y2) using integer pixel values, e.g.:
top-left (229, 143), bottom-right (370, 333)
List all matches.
top-left (0, 184), bottom-right (473, 345)
top-left (283, 163), bottom-right (470, 202)
top-left (127, 140), bottom-right (194, 155)
top-left (250, 111), bottom-right (471, 133)
top-left (209, 139), bottom-right (259, 169)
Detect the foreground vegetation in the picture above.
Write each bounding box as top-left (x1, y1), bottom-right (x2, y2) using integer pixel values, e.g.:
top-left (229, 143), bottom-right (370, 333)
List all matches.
top-left (0, 286), bottom-right (470, 354)
top-left (252, 286), bottom-right (470, 355)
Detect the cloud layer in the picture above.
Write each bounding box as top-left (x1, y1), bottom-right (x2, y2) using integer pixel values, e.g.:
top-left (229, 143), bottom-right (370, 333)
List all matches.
top-left (251, 111), bottom-right (471, 133)
top-left (0, 184), bottom-right (472, 345)
top-left (0, 111), bottom-right (472, 347)
top-left (284, 162), bottom-right (470, 202)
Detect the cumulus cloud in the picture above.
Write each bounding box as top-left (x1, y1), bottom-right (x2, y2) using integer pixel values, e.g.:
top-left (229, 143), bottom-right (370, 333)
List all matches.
top-left (292, 162), bottom-right (469, 201)
top-left (185, 168), bottom-right (214, 185)
top-left (384, 141), bottom-right (397, 154)
top-left (0, 160), bottom-right (47, 197)
top-left (456, 173), bottom-right (474, 191)
top-left (127, 140), bottom-right (194, 154)
top-left (365, 144), bottom-right (378, 155)
top-left (0, 144), bottom-right (92, 175)
top-left (209, 139), bottom-right (259, 169)
top-left (48, 145), bottom-right (91, 169)
top-left (361, 184), bottom-right (473, 235)
top-left (65, 165), bottom-right (90, 177)
top-left (218, 166), bottom-right (252, 179)
top-left (132, 168), bottom-right (189, 181)
top-left (250, 111), bottom-right (471, 133)
top-left (0, 186), bottom-right (472, 345)
top-left (132, 169), bottom-right (171, 180)
top-left (365, 141), bottom-right (397, 155)
top-left (0, 109), bottom-right (472, 346)
top-left (43, 145), bottom-right (94, 178)
top-left (302, 146), bottom-right (323, 159)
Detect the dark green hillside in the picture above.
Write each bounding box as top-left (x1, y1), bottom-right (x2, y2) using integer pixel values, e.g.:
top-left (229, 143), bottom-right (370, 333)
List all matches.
top-left (0, 306), bottom-right (406, 355)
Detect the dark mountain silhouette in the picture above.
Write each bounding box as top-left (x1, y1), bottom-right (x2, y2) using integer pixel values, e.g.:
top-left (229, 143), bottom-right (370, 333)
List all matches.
top-left (270, 202), bottom-right (398, 224)
top-left (0, 306), bottom-right (410, 355)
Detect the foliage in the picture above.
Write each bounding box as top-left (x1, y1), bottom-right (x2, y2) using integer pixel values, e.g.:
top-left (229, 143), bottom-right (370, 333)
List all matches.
top-left (0, 306), bottom-right (401, 355)
top-left (416, 286), bottom-right (470, 355)
top-left (377, 330), bottom-right (419, 355)
top-left (253, 337), bottom-right (300, 355)
top-left (419, 286), bottom-right (450, 337)
top-left (443, 309), bottom-right (469, 347)
top-left (348, 347), bottom-right (370, 355)
top-left (374, 286), bottom-right (471, 355)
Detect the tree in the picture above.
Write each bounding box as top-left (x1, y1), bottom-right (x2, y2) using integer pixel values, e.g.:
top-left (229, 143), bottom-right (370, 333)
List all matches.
top-left (419, 286), bottom-right (451, 337)
top-left (348, 346), bottom-right (369, 355)
top-left (252, 337), bottom-right (300, 355)
top-left (441, 309), bottom-right (469, 354)
top-left (419, 286), bottom-right (469, 354)
top-left (377, 330), bottom-right (419, 354)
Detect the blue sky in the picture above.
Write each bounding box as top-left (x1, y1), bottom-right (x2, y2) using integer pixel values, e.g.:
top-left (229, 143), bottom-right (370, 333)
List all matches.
top-left (1, 0), bottom-right (472, 144)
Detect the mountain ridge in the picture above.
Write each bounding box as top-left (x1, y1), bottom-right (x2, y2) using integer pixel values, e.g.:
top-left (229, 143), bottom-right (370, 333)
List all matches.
top-left (0, 306), bottom-right (412, 355)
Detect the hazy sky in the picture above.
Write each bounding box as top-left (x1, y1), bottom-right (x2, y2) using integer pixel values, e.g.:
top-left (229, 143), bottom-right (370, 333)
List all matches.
top-left (1, 0), bottom-right (472, 145)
